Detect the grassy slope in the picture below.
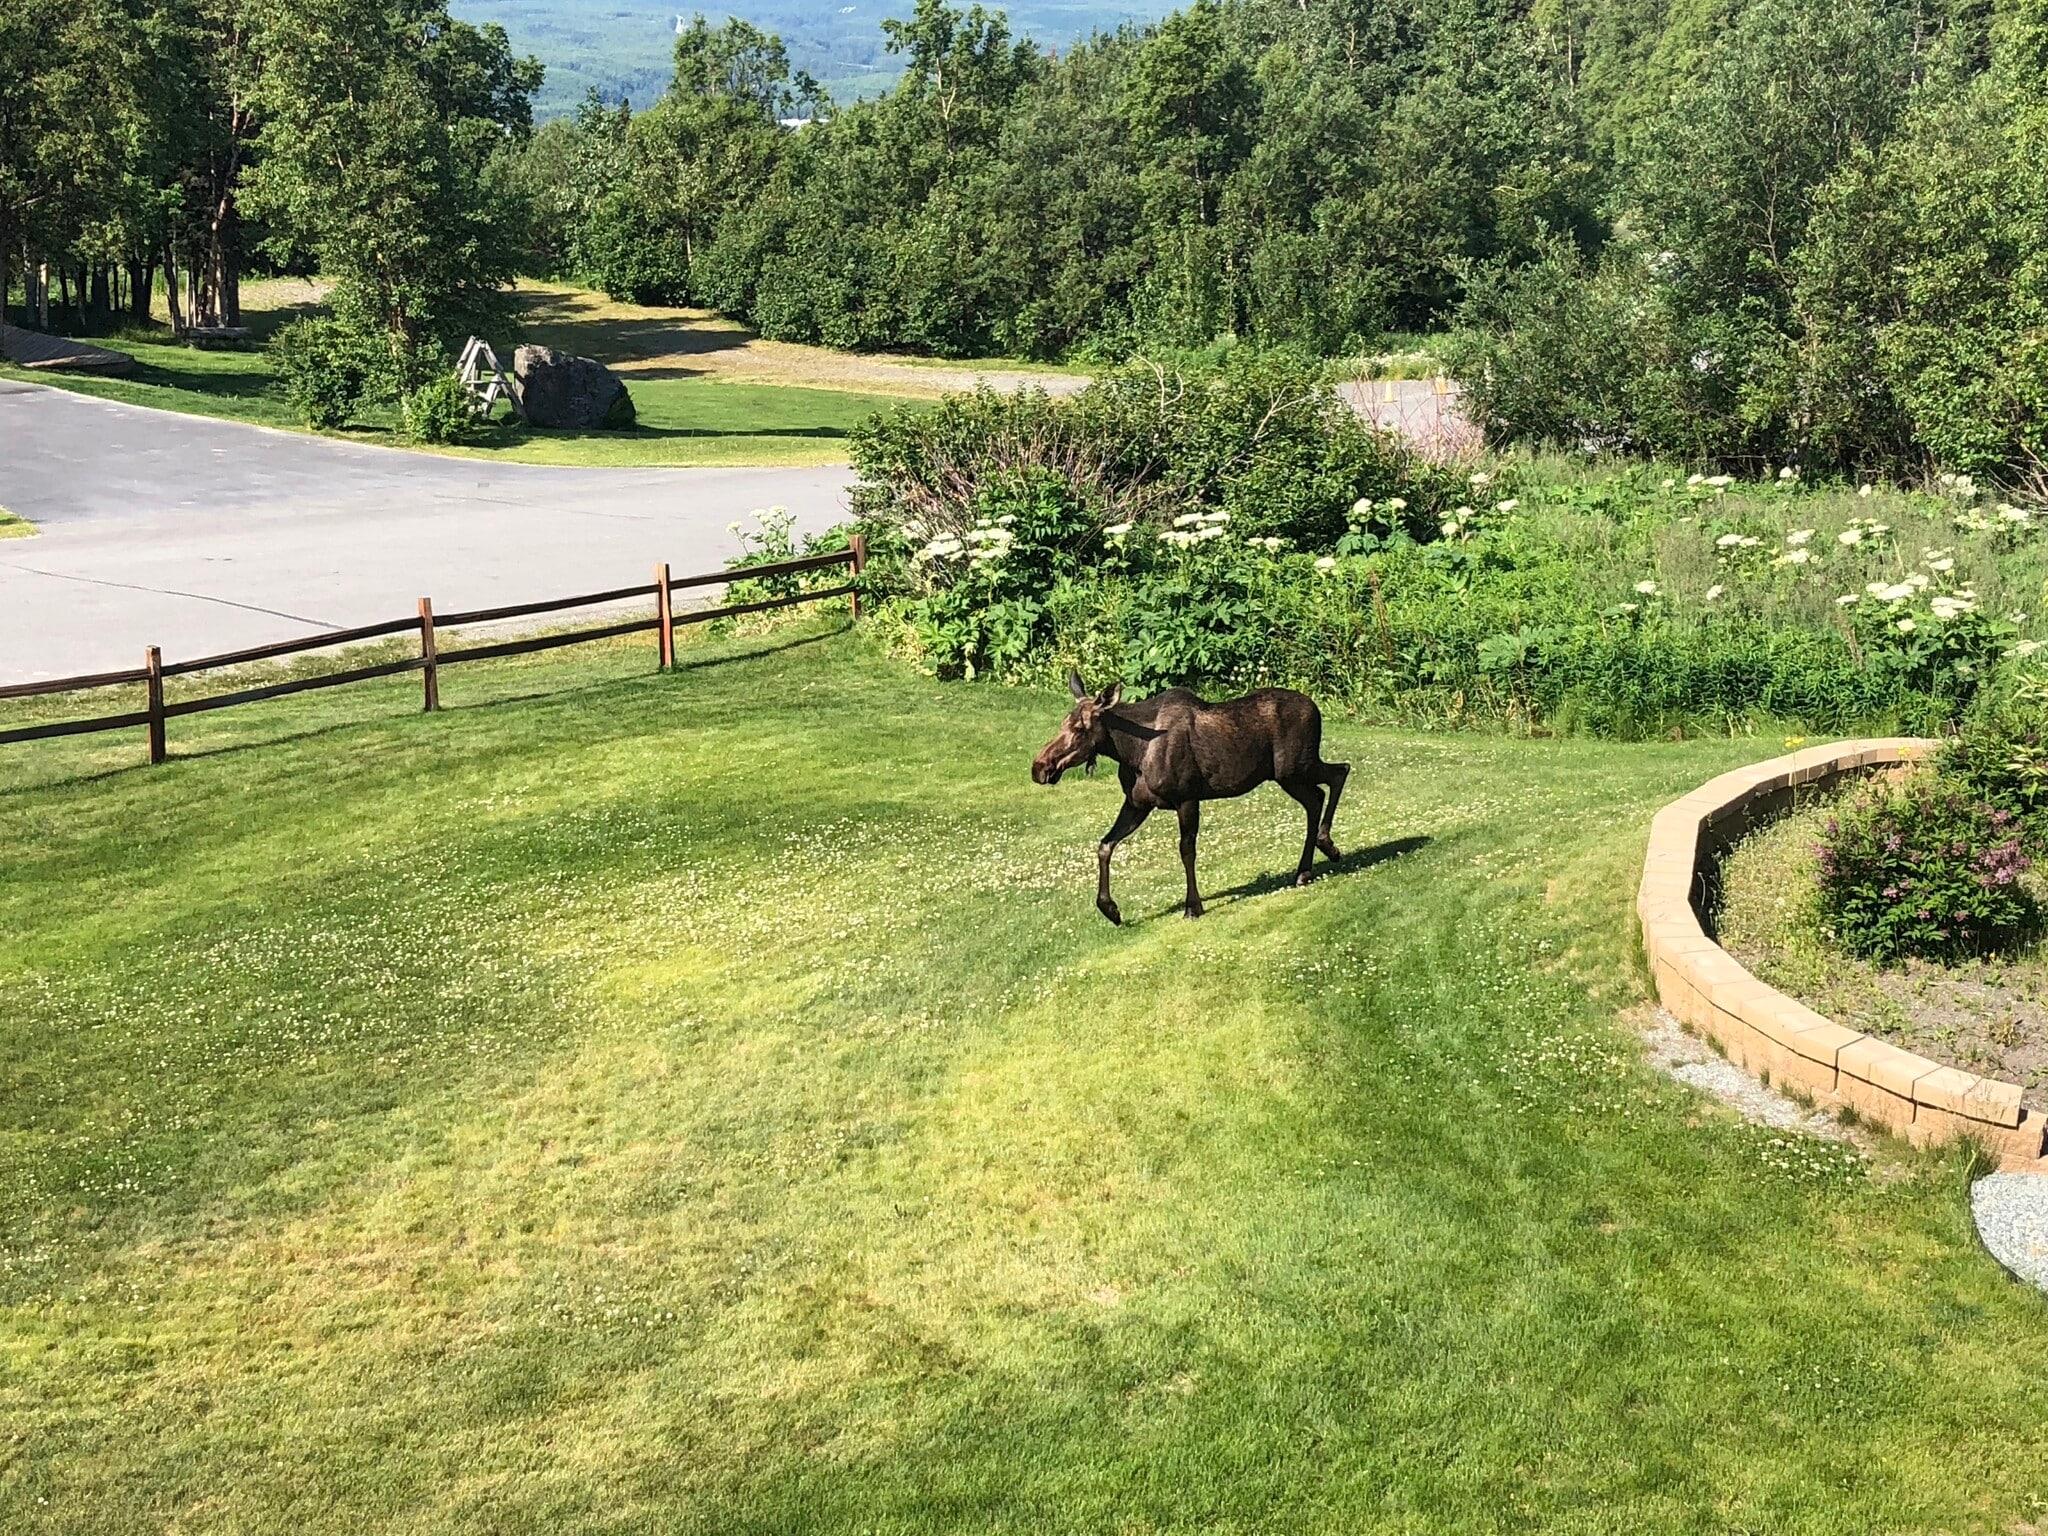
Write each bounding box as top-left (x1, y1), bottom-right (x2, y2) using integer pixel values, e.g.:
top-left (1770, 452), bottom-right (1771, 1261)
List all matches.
top-left (1, 629), bottom-right (2045, 1532)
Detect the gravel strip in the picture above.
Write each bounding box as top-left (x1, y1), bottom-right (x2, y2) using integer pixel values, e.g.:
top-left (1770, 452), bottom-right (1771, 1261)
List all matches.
top-left (1972, 1174), bottom-right (2048, 1294)
top-left (1637, 1008), bottom-right (1854, 1139)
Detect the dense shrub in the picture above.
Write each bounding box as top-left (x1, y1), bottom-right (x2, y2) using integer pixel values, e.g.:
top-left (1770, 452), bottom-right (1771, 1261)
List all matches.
top-left (400, 373), bottom-right (481, 444)
top-left (272, 316), bottom-right (377, 429)
top-left (1814, 777), bottom-right (2037, 961)
top-left (852, 351), bottom-right (1456, 555)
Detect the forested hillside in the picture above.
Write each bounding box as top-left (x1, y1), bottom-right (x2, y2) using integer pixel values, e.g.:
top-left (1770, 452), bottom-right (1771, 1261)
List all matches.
top-left (9, 0), bottom-right (2047, 473)
top-left (523, 0), bottom-right (2048, 474)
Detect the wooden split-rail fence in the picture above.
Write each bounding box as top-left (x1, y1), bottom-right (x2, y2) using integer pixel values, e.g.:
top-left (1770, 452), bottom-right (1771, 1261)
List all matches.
top-left (0, 538), bottom-right (867, 766)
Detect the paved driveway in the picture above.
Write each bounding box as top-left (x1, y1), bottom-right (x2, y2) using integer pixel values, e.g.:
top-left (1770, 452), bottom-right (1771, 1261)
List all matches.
top-left (0, 382), bottom-right (856, 684)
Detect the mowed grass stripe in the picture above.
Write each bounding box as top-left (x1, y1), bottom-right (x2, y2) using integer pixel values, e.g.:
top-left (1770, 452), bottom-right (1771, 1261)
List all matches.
top-left (0, 626), bottom-right (2043, 1532)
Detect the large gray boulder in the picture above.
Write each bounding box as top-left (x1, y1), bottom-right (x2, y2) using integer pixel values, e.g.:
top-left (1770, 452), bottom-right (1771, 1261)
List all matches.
top-left (512, 345), bottom-right (637, 430)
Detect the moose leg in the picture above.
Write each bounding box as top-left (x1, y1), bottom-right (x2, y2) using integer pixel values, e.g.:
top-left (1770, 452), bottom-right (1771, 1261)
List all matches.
top-left (1096, 797), bottom-right (1151, 926)
top-left (1316, 762), bottom-right (1350, 860)
top-left (1282, 780), bottom-right (1325, 886)
top-left (1177, 801), bottom-right (1203, 919)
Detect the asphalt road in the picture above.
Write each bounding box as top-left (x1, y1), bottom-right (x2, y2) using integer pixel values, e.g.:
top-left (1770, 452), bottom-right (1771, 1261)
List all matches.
top-left (0, 382), bottom-right (856, 684)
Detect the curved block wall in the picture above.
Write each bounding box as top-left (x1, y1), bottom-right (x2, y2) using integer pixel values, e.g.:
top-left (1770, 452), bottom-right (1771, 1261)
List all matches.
top-left (1638, 739), bottom-right (2047, 1171)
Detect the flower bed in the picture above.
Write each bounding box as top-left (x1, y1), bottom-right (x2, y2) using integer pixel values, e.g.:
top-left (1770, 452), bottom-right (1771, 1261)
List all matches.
top-left (1637, 740), bottom-right (2048, 1168)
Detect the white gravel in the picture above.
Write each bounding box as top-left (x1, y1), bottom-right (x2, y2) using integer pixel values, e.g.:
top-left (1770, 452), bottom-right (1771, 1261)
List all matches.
top-left (1971, 1174), bottom-right (2048, 1293)
top-left (1637, 1009), bottom-right (1854, 1139)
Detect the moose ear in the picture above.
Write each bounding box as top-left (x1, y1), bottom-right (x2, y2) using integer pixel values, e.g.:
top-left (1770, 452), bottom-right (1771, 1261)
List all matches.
top-left (1096, 682), bottom-right (1122, 708)
top-left (1068, 669), bottom-right (1089, 700)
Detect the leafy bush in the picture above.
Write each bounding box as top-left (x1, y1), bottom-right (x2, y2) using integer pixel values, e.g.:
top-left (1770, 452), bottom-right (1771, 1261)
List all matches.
top-left (400, 373), bottom-right (481, 444)
top-left (272, 316), bottom-right (377, 429)
top-left (851, 351), bottom-right (1456, 559)
top-left (1814, 777), bottom-right (2037, 961)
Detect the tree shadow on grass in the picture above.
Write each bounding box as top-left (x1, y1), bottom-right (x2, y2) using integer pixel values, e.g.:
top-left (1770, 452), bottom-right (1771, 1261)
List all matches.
top-left (1196, 834), bottom-right (1435, 913)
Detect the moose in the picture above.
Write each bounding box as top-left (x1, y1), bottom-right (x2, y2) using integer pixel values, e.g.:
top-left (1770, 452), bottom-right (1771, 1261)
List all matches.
top-left (1031, 672), bottom-right (1350, 924)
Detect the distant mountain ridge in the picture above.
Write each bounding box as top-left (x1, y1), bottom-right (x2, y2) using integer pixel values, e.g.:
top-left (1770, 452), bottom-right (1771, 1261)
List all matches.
top-left (449, 0), bottom-right (1174, 117)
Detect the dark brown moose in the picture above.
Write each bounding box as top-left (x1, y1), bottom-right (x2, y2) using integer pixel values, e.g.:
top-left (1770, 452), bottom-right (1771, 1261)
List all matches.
top-left (1031, 672), bottom-right (1350, 924)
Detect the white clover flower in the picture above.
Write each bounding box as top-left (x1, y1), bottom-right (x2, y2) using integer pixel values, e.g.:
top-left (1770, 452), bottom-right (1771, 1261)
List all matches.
top-left (1779, 466), bottom-right (1798, 481)
top-left (1635, 579), bottom-right (1660, 595)
top-left (1314, 556), bottom-right (1337, 572)
top-left (1896, 618), bottom-right (1916, 634)
top-left (1705, 584), bottom-right (1725, 601)
top-left (1786, 529), bottom-right (1814, 546)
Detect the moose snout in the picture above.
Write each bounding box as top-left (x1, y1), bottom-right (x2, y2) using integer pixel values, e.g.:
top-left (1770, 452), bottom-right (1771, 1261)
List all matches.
top-left (1032, 758), bottom-right (1063, 786)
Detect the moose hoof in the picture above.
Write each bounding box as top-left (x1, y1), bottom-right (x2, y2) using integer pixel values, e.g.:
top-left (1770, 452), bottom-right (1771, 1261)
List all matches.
top-left (1295, 871), bottom-right (1315, 888)
top-left (1317, 839), bottom-right (1341, 861)
top-left (1183, 901), bottom-right (1204, 920)
top-left (1097, 897), bottom-right (1123, 926)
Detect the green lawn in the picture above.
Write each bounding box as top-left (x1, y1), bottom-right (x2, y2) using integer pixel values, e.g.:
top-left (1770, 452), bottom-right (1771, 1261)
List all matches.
top-left (0, 342), bottom-right (911, 467)
top-left (1, 627), bottom-right (2045, 1532)
top-left (0, 505), bottom-right (33, 539)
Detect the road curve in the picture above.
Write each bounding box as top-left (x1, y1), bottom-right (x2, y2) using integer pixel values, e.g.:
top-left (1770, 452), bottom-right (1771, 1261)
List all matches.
top-left (0, 381), bottom-right (856, 684)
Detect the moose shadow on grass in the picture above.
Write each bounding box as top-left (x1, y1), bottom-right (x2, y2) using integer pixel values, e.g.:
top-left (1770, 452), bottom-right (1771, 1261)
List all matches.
top-left (1160, 833), bottom-right (1434, 919)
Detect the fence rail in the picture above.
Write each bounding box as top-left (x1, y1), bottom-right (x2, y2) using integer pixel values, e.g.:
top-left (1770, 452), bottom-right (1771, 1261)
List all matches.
top-left (0, 538), bottom-right (867, 764)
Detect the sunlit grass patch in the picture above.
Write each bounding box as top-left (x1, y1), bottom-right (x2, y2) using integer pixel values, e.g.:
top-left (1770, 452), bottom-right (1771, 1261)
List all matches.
top-left (1, 628), bottom-right (2045, 1531)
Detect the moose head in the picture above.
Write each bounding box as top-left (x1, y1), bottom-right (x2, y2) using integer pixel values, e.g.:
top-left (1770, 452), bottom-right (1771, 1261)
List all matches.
top-left (1031, 670), bottom-right (1123, 785)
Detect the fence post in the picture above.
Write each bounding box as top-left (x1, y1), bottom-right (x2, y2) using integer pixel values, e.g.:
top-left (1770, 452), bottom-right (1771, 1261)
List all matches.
top-left (144, 645), bottom-right (166, 764)
top-left (655, 562), bottom-right (674, 670)
top-left (418, 598), bottom-right (440, 712)
top-left (849, 534), bottom-right (868, 620)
